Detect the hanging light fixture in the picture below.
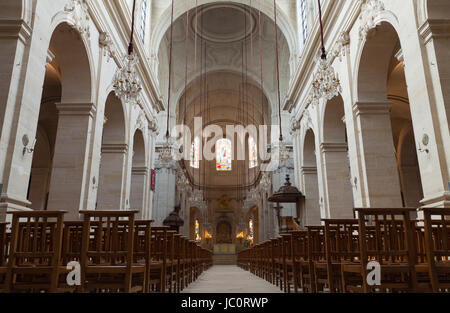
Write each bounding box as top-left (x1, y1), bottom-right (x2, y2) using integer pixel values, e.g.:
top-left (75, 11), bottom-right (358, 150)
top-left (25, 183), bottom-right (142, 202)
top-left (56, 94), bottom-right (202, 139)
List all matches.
top-left (159, 0), bottom-right (176, 165)
top-left (113, 0), bottom-right (142, 103)
top-left (311, 0), bottom-right (342, 101)
top-left (273, 0), bottom-right (290, 167)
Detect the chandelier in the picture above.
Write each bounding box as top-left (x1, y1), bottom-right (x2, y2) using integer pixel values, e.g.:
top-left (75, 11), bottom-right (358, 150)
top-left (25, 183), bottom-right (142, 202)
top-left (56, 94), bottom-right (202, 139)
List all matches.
top-left (312, 57), bottom-right (342, 101)
top-left (113, 0), bottom-right (142, 103)
top-left (159, 139), bottom-right (176, 165)
top-left (311, 0), bottom-right (342, 101)
top-left (190, 189), bottom-right (204, 207)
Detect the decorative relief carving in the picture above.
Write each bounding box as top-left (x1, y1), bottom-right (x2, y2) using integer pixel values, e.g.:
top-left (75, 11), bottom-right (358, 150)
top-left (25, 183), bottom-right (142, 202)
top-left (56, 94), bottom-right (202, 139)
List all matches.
top-left (64, 0), bottom-right (90, 39)
top-left (136, 110), bottom-right (147, 132)
top-left (359, 0), bottom-right (385, 41)
top-left (332, 31), bottom-right (350, 61)
top-left (99, 32), bottom-right (116, 61)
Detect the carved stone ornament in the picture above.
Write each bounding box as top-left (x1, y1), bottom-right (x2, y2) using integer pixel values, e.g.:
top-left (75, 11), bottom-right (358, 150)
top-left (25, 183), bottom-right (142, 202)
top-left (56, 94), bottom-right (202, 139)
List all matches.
top-left (332, 32), bottom-right (350, 61)
top-left (359, 0), bottom-right (385, 41)
top-left (99, 32), bottom-right (116, 61)
top-left (64, 0), bottom-right (90, 38)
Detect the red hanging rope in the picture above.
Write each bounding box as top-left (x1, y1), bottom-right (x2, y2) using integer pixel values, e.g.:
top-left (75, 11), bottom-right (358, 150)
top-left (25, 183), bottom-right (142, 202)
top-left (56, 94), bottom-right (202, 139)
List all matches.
top-left (318, 0), bottom-right (327, 60)
top-left (166, 0), bottom-right (175, 139)
top-left (274, 0), bottom-right (283, 142)
top-left (128, 0), bottom-right (137, 54)
top-left (183, 0), bottom-right (189, 126)
top-left (258, 0), bottom-right (264, 127)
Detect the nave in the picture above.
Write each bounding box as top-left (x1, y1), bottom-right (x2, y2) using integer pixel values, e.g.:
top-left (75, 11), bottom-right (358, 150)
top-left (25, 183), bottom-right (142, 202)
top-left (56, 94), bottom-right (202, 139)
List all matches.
top-left (182, 265), bottom-right (283, 293)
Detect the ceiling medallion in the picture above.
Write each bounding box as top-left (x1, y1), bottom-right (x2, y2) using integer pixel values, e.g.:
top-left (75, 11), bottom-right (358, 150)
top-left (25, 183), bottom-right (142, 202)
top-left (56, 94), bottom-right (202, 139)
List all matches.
top-left (190, 4), bottom-right (257, 43)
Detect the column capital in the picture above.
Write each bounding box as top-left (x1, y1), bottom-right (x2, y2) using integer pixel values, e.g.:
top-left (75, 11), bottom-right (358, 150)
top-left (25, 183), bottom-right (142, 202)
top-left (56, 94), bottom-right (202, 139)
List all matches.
top-left (56, 102), bottom-right (96, 117)
top-left (132, 166), bottom-right (149, 176)
top-left (353, 101), bottom-right (392, 117)
top-left (0, 19), bottom-right (32, 43)
top-left (300, 166), bottom-right (317, 175)
top-left (101, 143), bottom-right (128, 154)
top-left (320, 142), bottom-right (348, 153)
top-left (419, 19), bottom-right (450, 45)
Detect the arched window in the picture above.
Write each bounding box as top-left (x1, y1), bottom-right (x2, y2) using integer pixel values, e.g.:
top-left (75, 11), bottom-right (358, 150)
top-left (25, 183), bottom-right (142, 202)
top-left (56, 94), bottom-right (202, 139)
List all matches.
top-left (298, 0), bottom-right (308, 45)
top-left (216, 138), bottom-right (232, 172)
top-left (190, 137), bottom-right (200, 168)
top-left (140, 0), bottom-right (148, 43)
top-left (248, 136), bottom-right (258, 168)
top-left (195, 219), bottom-right (201, 242)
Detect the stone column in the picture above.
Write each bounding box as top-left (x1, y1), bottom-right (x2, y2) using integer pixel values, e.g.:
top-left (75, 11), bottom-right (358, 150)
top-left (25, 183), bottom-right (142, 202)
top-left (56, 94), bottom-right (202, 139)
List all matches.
top-left (353, 102), bottom-right (402, 207)
top-left (320, 142), bottom-right (354, 218)
top-left (46, 102), bottom-right (96, 220)
top-left (301, 166), bottom-right (321, 226)
top-left (152, 159), bottom-right (176, 226)
top-left (96, 144), bottom-right (128, 211)
top-left (0, 17), bottom-right (43, 221)
top-left (416, 19), bottom-right (450, 207)
top-left (130, 166), bottom-right (148, 219)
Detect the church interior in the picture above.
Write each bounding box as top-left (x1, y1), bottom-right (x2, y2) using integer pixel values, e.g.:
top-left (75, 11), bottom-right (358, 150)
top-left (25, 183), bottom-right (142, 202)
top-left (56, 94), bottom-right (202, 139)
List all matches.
top-left (0, 0), bottom-right (449, 295)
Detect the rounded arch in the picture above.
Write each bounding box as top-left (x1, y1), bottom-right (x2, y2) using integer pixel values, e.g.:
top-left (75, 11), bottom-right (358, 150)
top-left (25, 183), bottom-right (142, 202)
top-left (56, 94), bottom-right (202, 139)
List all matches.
top-left (103, 92), bottom-right (127, 145)
top-left (355, 21), bottom-right (401, 102)
top-left (322, 95), bottom-right (346, 143)
top-left (151, 0), bottom-right (297, 59)
top-left (46, 18), bottom-right (94, 103)
top-left (302, 128), bottom-right (317, 168)
top-left (132, 129), bottom-right (146, 168)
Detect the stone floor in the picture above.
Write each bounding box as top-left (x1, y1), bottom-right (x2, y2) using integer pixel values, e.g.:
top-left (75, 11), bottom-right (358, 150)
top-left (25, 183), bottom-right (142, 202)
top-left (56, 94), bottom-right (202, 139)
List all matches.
top-left (182, 265), bottom-right (284, 293)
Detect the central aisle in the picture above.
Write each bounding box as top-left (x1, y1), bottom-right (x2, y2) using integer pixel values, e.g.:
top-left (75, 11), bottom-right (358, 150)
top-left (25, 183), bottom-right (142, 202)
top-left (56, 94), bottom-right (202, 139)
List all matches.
top-left (182, 265), bottom-right (284, 293)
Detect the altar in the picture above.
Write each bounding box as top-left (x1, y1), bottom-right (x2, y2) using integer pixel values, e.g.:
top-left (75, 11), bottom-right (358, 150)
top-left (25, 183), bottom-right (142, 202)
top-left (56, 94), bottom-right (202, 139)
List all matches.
top-left (213, 244), bottom-right (236, 255)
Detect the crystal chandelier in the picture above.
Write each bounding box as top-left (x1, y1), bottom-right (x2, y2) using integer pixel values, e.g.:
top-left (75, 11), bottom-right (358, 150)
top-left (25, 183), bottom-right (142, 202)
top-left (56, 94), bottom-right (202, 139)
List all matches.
top-left (190, 189), bottom-right (204, 207)
top-left (113, 52), bottom-right (142, 103)
top-left (311, 0), bottom-right (342, 101)
top-left (278, 141), bottom-right (291, 166)
top-left (159, 139), bottom-right (175, 165)
top-left (244, 189), bottom-right (258, 209)
top-left (113, 0), bottom-right (142, 103)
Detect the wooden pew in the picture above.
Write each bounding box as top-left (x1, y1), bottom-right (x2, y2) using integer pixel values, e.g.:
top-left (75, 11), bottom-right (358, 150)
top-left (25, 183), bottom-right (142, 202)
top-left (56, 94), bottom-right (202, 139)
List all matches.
top-left (321, 219), bottom-right (360, 293)
top-left (5, 211), bottom-right (70, 293)
top-left (149, 226), bottom-right (168, 292)
top-left (341, 208), bottom-right (418, 293)
top-left (0, 222), bottom-right (9, 292)
top-left (420, 208), bottom-right (450, 292)
top-left (79, 210), bottom-right (146, 293)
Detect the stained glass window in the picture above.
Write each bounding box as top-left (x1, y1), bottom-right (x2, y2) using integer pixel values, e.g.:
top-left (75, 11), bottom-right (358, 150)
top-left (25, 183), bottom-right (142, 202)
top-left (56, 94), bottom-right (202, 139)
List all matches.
top-left (216, 138), bottom-right (232, 172)
top-left (249, 136), bottom-right (258, 168)
top-left (190, 137), bottom-right (200, 168)
top-left (195, 219), bottom-right (201, 242)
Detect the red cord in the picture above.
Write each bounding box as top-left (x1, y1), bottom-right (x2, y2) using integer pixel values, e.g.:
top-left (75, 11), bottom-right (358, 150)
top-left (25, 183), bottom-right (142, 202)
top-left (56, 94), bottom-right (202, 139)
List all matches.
top-left (166, 0), bottom-right (175, 138)
top-left (274, 0), bottom-right (283, 142)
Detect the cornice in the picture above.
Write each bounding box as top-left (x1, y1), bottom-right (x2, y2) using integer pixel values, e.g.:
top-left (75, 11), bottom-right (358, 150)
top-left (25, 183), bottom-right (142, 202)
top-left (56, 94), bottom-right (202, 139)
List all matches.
top-left (0, 18), bottom-right (32, 43)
